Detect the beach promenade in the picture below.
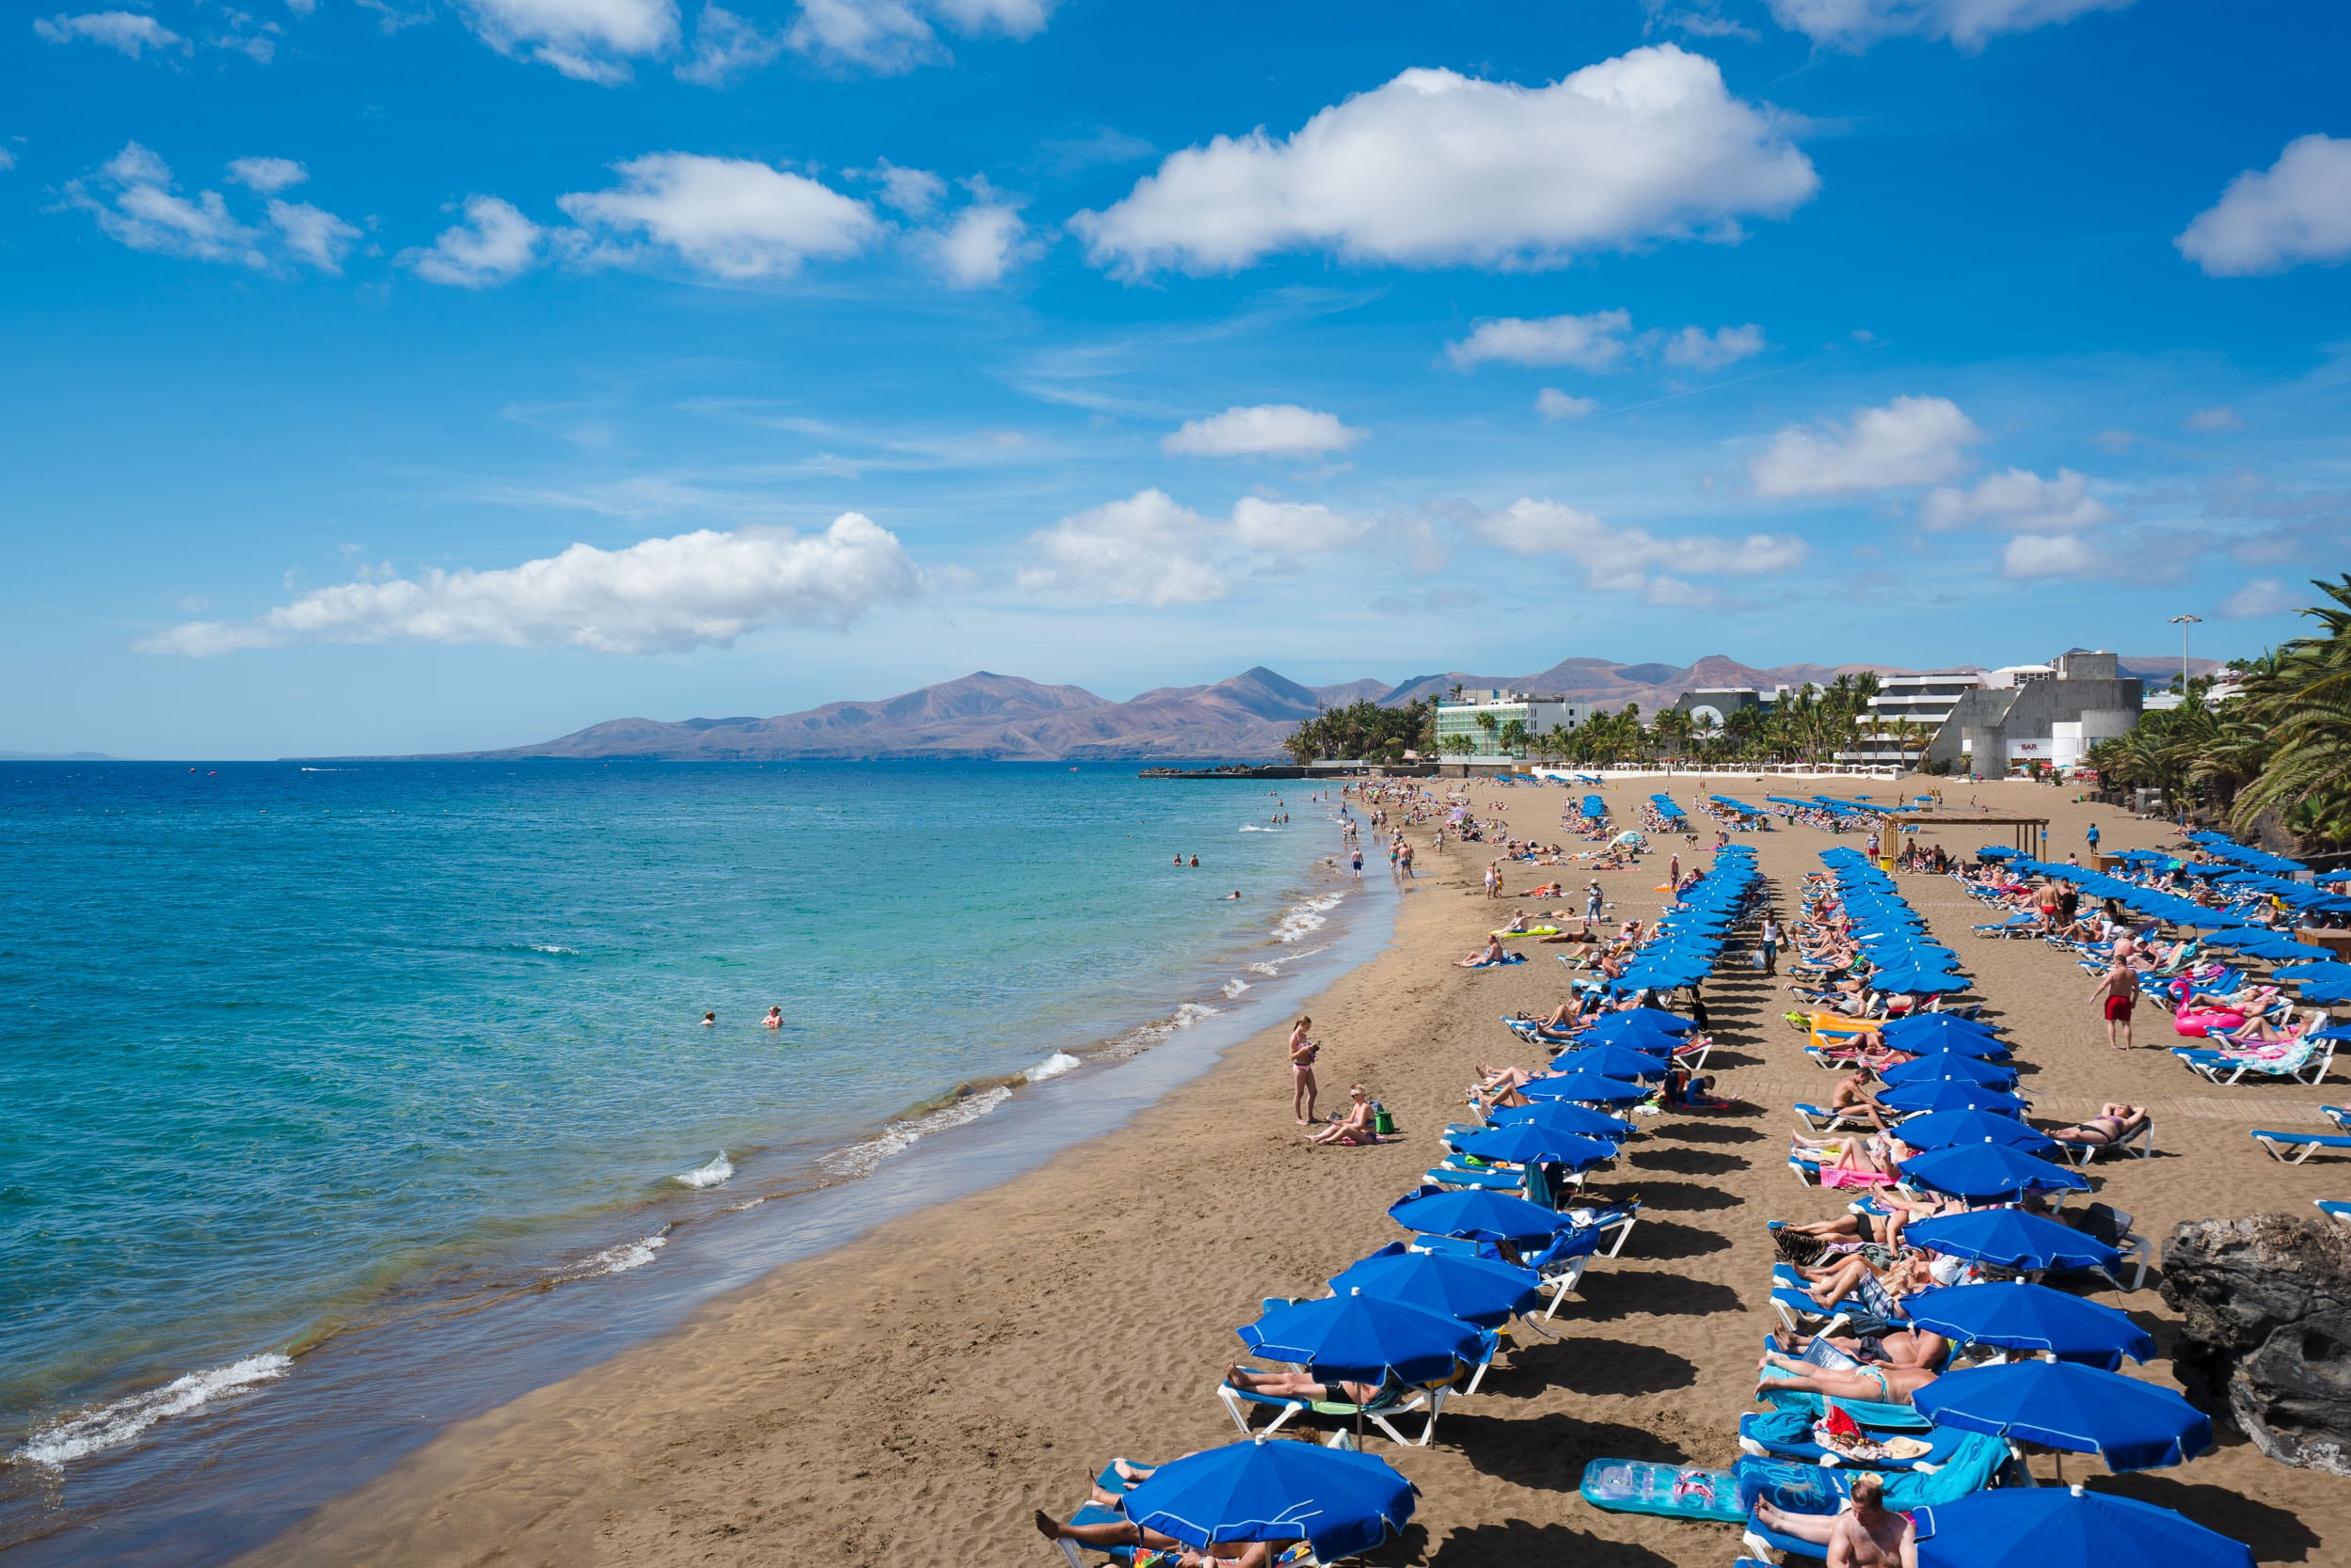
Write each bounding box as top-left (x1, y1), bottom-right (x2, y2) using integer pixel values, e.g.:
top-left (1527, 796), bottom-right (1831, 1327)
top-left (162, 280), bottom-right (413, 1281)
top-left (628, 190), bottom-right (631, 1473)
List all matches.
top-left (244, 778), bottom-right (2351, 1566)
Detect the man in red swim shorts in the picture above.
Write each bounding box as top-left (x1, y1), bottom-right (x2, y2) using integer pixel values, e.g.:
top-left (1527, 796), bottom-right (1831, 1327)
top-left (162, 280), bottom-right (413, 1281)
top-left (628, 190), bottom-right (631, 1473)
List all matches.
top-left (2090, 958), bottom-right (2139, 1050)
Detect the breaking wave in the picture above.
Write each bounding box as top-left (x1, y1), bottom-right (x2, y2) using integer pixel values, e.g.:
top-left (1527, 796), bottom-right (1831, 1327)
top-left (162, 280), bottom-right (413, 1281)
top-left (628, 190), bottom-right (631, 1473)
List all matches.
top-left (13, 1353), bottom-right (293, 1469)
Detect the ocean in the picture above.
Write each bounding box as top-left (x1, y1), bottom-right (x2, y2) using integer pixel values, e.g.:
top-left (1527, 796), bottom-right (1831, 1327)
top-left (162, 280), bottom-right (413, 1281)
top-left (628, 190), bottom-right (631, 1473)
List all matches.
top-left (0, 759), bottom-right (1377, 1560)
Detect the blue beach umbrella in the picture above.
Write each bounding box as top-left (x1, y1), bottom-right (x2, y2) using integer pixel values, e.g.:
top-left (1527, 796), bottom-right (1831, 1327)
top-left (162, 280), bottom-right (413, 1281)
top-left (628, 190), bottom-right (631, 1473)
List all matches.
top-left (1239, 1291), bottom-right (1482, 1385)
top-left (1880, 1080), bottom-right (2030, 1117)
top-left (1892, 1109), bottom-right (2057, 1157)
top-left (1900, 1142), bottom-right (2089, 1199)
top-left (1120, 1438), bottom-right (1418, 1564)
top-left (1900, 1281), bottom-right (2156, 1370)
top-left (1901, 1036), bottom-right (2015, 1064)
top-left (1878, 1054), bottom-right (2018, 1089)
top-left (1880, 1013), bottom-right (2007, 1043)
top-left (1485, 1101), bottom-right (1637, 1140)
top-left (1388, 1187), bottom-right (1571, 1245)
top-left (1914, 1484), bottom-right (2252, 1568)
top-left (2297, 980), bottom-right (2351, 1006)
top-left (1869, 968), bottom-right (1971, 994)
top-left (1579, 1012), bottom-right (1695, 1040)
top-left (1327, 1248), bottom-right (1540, 1330)
top-left (1913, 1359), bottom-right (2213, 1471)
top-left (2273, 961), bottom-right (2351, 983)
top-left (1544, 1044), bottom-right (1673, 1081)
top-left (1517, 1070), bottom-right (1652, 1105)
top-left (1452, 1123), bottom-right (1618, 1171)
top-left (1903, 1210), bottom-right (2121, 1275)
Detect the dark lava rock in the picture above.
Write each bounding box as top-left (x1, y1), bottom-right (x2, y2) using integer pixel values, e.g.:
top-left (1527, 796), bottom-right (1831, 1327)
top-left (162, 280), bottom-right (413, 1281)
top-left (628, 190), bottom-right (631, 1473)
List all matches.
top-left (2161, 1212), bottom-right (2351, 1475)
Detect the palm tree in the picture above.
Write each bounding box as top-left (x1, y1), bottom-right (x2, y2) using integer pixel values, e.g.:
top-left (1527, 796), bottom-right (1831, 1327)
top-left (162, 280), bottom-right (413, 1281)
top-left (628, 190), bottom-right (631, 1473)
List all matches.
top-left (1498, 719), bottom-right (1530, 759)
top-left (1473, 711), bottom-right (1501, 755)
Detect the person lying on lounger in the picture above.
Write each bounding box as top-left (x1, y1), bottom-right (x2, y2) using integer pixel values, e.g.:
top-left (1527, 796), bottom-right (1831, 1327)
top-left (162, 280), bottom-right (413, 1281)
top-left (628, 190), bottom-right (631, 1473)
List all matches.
top-left (1777, 1195), bottom-right (1962, 1258)
top-left (1788, 1132), bottom-right (1906, 1185)
top-left (1753, 1474), bottom-right (1916, 1568)
top-left (1826, 1070), bottom-right (1895, 1128)
top-left (1790, 1246), bottom-right (1944, 1312)
top-left (2045, 1103), bottom-right (2149, 1148)
top-left (1776, 1323), bottom-right (1951, 1372)
top-left (1758, 1349), bottom-right (1940, 1406)
top-left (1224, 1363), bottom-right (1385, 1406)
top-left (1035, 1509), bottom-right (1296, 1566)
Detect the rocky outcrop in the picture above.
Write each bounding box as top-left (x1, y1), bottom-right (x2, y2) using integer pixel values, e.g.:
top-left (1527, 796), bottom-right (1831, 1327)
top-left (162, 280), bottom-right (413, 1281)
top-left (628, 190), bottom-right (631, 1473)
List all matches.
top-left (2160, 1212), bottom-right (2351, 1475)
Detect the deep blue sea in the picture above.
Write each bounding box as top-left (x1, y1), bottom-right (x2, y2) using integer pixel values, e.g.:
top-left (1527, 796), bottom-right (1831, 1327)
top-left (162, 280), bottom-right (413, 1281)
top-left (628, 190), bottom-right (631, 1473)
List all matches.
top-left (0, 760), bottom-right (1357, 1552)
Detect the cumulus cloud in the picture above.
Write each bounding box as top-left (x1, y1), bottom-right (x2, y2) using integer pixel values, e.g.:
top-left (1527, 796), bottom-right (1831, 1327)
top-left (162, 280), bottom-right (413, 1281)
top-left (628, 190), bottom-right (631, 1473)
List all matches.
top-left (1073, 45), bottom-right (1817, 277)
top-left (1998, 532), bottom-right (2103, 579)
top-left (33, 10), bottom-right (189, 55)
top-left (2176, 134), bottom-right (2351, 277)
top-left (1472, 496), bottom-right (1805, 606)
top-left (1163, 404), bottom-right (1365, 459)
top-left (1919, 467), bottom-right (2113, 533)
top-left (2186, 404), bottom-right (2246, 433)
top-left (862, 159), bottom-right (946, 217)
top-left (226, 156), bottom-right (308, 194)
top-left (1659, 321), bottom-right (1765, 370)
top-left (142, 515), bottom-right (920, 657)
top-left (266, 198), bottom-right (361, 272)
top-left (1017, 490), bottom-right (1226, 604)
top-left (0, 149), bottom-right (15, 172)
top-left (675, 3), bottom-right (785, 83)
top-left (66, 143), bottom-right (262, 266)
top-left (786, 0), bottom-right (1053, 73)
top-left (1748, 395), bottom-right (1982, 498)
top-left (461, 0), bottom-right (679, 82)
top-left (1766, 0), bottom-right (2132, 52)
top-left (2221, 578), bottom-right (2296, 618)
top-left (1447, 310), bottom-right (1631, 372)
top-left (932, 193), bottom-right (1027, 286)
top-left (558, 152), bottom-right (879, 279)
top-left (1231, 497), bottom-right (1372, 554)
top-left (403, 195), bottom-right (544, 287)
top-left (1535, 388), bottom-right (1600, 421)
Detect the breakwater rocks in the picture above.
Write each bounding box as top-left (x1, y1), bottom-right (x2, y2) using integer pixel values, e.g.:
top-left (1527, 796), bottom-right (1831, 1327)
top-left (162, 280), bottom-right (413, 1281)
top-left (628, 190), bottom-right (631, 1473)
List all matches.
top-left (2161, 1212), bottom-right (2351, 1475)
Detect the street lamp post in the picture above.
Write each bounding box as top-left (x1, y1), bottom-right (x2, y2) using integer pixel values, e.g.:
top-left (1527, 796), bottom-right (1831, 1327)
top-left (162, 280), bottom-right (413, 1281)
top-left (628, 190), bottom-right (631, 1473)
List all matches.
top-left (2167, 613), bottom-right (2202, 694)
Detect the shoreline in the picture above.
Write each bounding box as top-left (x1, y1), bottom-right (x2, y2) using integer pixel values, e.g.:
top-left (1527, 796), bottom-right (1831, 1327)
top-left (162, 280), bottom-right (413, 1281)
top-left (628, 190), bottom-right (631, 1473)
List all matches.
top-left (1, 831), bottom-right (1380, 1567)
top-left (167, 781), bottom-right (2351, 1565)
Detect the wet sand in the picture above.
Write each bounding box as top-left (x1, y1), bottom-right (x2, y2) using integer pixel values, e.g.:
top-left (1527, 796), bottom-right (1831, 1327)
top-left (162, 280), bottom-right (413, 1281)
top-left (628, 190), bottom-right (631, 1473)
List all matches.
top-left (241, 777), bottom-right (2351, 1567)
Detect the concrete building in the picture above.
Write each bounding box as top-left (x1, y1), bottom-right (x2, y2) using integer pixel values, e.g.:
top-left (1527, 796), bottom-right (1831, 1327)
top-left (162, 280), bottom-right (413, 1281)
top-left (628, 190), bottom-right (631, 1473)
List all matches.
top-left (1923, 651), bottom-right (2143, 778)
top-left (1667, 688), bottom-right (1774, 731)
top-left (1433, 690), bottom-right (1606, 757)
top-left (1836, 670), bottom-right (1986, 765)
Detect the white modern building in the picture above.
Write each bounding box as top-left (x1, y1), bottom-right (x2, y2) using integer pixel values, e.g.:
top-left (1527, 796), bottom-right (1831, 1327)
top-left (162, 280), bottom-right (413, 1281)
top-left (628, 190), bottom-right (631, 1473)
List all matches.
top-left (1433, 691), bottom-right (1607, 757)
top-left (1835, 671), bottom-right (1986, 765)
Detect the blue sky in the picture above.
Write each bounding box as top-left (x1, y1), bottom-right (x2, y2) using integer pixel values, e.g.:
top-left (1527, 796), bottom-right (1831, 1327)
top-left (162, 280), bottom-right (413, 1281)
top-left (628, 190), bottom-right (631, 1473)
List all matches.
top-left (6, 0), bottom-right (2349, 756)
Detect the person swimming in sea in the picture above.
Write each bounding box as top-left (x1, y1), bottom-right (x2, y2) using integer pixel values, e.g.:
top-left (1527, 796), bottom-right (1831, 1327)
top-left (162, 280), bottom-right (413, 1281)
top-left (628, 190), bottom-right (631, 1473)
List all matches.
top-left (764, 1006), bottom-right (784, 1030)
top-left (702, 1011), bottom-right (716, 1027)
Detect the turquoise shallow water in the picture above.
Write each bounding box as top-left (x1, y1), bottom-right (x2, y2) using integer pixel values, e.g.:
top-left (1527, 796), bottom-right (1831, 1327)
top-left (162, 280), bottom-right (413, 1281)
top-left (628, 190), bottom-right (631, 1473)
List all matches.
top-left (0, 760), bottom-right (1339, 1483)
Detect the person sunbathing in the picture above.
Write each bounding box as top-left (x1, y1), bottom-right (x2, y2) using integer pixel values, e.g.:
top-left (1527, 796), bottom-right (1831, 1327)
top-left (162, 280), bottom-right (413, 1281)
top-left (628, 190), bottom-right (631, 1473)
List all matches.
top-left (1455, 936), bottom-right (1508, 967)
top-left (2045, 1103), bottom-right (2149, 1148)
top-left (1307, 1086), bottom-right (1380, 1145)
top-left (1826, 1071), bottom-right (1893, 1127)
top-left (1758, 1349), bottom-right (1940, 1406)
top-left (1789, 1132), bottom-right (1905, 1186)
top-left (1224, 1363), bottom-right (1384, 1406)
top-left (1792, 1246), bottom-right (1939, 1312)
top-left (1035, 1509), bottom-right (1295, 1567)
top-left (1497, 911), bottom-right (1533, 934)
top-left (1753, 1474), bottom-right (1915, 1566)
top-left (1779, 1195), bottom-right (1960, 1257)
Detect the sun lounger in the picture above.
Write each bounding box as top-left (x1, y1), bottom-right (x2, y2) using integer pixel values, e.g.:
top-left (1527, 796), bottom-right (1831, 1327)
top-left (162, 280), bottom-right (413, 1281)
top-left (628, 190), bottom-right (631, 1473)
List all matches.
top-left (2065, 1201), bottom-right (2152, 1291)
top-left (1216, 1368), bottom-right (1452, 1448)
top-left (1793, 1101), bottom-right (1877, 1132)
top-left (1971, 912), bottom-right (2039, 939)
top-left (1052, 1463), bottom-right (1147, 1568)
top-left (1736, 1408), bottom-right (1974, 1472)
top-left (1768, 1262), bottom-right (1901, 1341)
top-left (2317, 1199), bottom-right (2351, 1227)
top-left (2251, 1129), bottom-right (2351, 1164)
top-left (1422, 1161), bottom-right (1533, 1193)
top-left (2045, 1116), bottom-right (2154, 1164)
top-left (2322, 1106), bottom-right (2351, 1132)
top-left (2174, 1037), bottom-right (2335, 1085)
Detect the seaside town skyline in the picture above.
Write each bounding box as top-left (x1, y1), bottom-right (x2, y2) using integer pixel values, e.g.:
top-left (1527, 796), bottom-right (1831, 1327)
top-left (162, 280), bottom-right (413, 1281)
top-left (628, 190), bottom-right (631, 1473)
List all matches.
top-left (7, 3), bottom-right (2349, 759)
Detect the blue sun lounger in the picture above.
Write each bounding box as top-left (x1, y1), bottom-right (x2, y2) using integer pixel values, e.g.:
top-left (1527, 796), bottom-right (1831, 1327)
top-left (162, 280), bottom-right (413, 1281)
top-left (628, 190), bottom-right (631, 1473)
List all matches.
top-left (1737, 1407), bottom-right (1975, 1472)
top-left (1216, 1366), bottom-right (1453, 1448)
top-left (2251, 1129), bottom-right (2351, 1164)
top-left (2318, 1199), bottom-right (2351, 1226)
top-left (1054, 1463), bottom-right (1146, 1567)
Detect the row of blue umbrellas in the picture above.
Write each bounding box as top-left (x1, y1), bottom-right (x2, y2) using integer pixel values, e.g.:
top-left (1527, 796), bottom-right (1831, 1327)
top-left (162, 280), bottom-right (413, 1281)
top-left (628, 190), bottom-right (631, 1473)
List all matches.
top-left (1818, 848), bottom-right (1972, 994)
top-left (1592, 846), bottom-right (1762, 996)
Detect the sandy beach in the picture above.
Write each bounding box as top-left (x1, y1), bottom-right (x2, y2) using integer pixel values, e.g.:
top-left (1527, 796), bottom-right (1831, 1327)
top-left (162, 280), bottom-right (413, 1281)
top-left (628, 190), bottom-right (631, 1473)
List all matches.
top-left (241, 777), bottom-right (2351, 1567)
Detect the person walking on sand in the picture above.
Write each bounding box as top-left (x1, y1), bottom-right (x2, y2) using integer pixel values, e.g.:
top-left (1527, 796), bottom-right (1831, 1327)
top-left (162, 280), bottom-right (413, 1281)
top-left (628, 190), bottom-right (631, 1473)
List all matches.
top-left (1759, 911), bottom-right (1782, 976)
top-left (1485, 861), bottom-right (1501, 899)
top-left (2092, 957), bottom-right (2139, 1049)
top-left (1400, 841), bottom-right (1415, 879)
top-left (2086, 820), bottom-right (2101, 858)
top-left (1288, 1014), bottom-right (1320, 1125)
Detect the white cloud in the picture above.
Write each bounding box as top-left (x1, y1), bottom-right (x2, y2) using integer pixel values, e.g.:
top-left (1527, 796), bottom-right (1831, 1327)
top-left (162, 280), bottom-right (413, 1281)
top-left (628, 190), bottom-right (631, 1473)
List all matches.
top-left (2186, 404), bottom-right (2246, 433)
top-left (863, 159), bottom-right (946, 217)
top-left (2222, 578), bottom-right (2296, 618)
top-left (1473, 496), bottom-right (1804, 607)
top-left (1749, 395), bottom-right (1982, 498)
top-left (66, 143), bottom-right (264, 266)
top-left (929, 0), bottom-right (1052, 34)
top-left (1659, 321), bottom-right (1764, 370)
top-left (1998, 532), bottom-right (2102, 579)
top-left (1073, 45), bottom-right (1817, 277)
top-left (266, 199), bottom-right (361, 272)
top-left (1447, 310), bottom-right (1631, 372)
top-left (2177, 135), bottom-right (2351, 277)
top-left (142, 515), bottom-right (920, 657)
top-left (1231, 497), bottom-right (1371, 554)
top-left (1017, 489), bottom-right (1226, 605)
top-left (786, 0), bottom-right (1055, 72)
top-left (1767, 0), bottom-right (2131, 52)
top-left (33, 11), bottom-right (189, 55)
top-left (675, 4), bottom-right (784, 83)
top-left (226, 156), bottom-right (307, 194)
top-left (0, 149), bottom-right (14, 173)
top-left (1163, 404), bottom-right (1365, 459)
top-left (1535, 388), bottom-right (1600, 421)
top-left (403, 195), bottom-right (544, 287)
top-left (932, 197), bottom-right (1026, 287)
top-left (1919, 467), bottom-right (2113, 533)
top-left (460, 0), bottom-right (678, 82)
top-left (558, 153), bottom-right (879, 279)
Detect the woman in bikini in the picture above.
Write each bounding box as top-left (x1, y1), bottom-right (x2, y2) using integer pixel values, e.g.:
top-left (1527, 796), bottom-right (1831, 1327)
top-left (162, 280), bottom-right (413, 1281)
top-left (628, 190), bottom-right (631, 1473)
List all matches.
top-left (2046, 1102), bottom-right (2149, 1148)
top-left (1287, 1015), bottom-right (1319, 1126)
top-left (1758, 1348), bottom-right (1940, 1406)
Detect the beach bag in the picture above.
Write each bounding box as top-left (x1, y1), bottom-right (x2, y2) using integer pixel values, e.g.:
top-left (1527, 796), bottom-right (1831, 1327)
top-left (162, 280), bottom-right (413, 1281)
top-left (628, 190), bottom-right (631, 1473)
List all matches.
top-left (1371, 1106), bottom-right (1397, 1135)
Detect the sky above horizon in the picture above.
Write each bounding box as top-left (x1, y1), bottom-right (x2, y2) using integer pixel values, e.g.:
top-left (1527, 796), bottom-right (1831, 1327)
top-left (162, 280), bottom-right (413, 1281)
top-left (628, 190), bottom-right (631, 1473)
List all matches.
top-left (6, 0), bottom-right (2349, 757)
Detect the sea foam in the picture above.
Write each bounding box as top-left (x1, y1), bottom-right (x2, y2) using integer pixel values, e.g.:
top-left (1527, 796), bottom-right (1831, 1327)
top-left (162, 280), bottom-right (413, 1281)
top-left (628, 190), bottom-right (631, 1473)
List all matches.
top-left (673, 1151), bottom-right (733, 1188)
top-left (13, 1353), bottom-right (292, 1469)
top-left (819, 1085), bottom-right (1015, 1180)
top-left (1025, 1051), bottom-right (1082, 1083)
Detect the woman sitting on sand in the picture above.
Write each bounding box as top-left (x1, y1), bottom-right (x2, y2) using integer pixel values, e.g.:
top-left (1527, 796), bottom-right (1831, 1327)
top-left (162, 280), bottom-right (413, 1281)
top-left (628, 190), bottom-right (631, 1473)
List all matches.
top-left (1455, 935), bottom-right (1509, 968)
top-left (1307, 1085), bottom-right (1381, 1146)
top-left (2045, 1103), bottom-right (2150, 1148)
